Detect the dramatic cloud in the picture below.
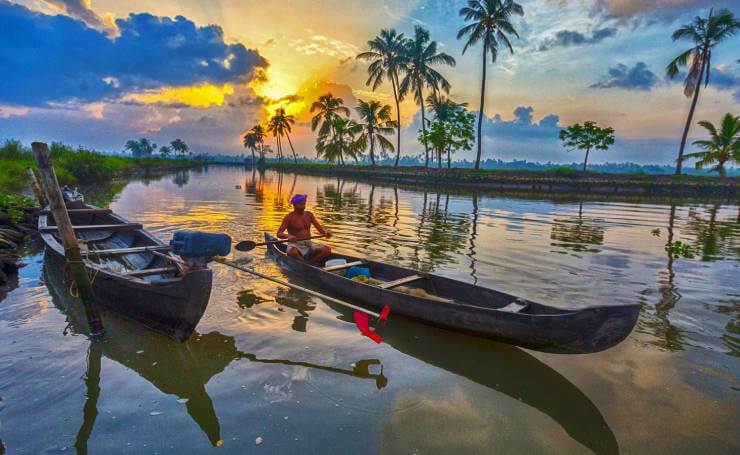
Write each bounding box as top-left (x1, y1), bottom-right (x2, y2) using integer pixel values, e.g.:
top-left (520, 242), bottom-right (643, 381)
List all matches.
top-left (709, 65), bottom-right (740, 102)
top-left (43, 0), bottom-right (116, 35)
top-left (590, 62), bottom-right (658, 90)
top-left (0, 2), bottom-right (267, 106)
top-left (539, 27), bottom-right (617, 51)
top-left (559, 0), bottom-right (738, 22)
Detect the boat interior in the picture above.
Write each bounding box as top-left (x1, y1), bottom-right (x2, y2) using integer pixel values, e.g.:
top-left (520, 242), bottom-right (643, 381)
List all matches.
top-left (42, 207), bottom-right (183, 282)
top-left (272, 241), bottom-right (553, 315)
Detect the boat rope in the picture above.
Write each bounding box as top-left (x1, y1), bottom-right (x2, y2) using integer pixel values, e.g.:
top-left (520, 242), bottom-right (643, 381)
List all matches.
top-left (63, 259), bottom-right (100, 298)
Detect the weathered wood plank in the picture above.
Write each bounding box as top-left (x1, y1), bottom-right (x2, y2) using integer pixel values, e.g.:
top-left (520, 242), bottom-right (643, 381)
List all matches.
top-left (379, 274), bottom-right (425, 289)
top-left (39, 223), bottom-right (142, 233)
top-left (81, 245), bottom-right (171, 256)
top-left (324, 260), bottom-right (365, 272)
top-left (40, 208), bottom-right (112, 215)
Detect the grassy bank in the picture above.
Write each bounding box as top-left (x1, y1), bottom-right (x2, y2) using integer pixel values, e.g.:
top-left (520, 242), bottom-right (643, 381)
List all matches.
top-left (267, 162), bottom-right (739, 198)
top-left (0, 139), bottom-right (201, 230)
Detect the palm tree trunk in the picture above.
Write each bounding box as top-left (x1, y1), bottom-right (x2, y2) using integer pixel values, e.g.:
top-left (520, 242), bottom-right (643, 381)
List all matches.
top-left (475, 41), bottom-right (488, 170)
top-left (447, 145), bottom-right (451, 169)
top-left (583, 147), bottom-right (590, 173)
top-left (285, 132), bottom-right (297, 163)
top-left (391, 72), bottom-right (402, 167)
top-left (437, 148), bottom-right (442, 169)
top-left (369, 129), bottom-right (376, 165)
top-left (420, 88), bottom-right (429, 167)
top-left (676, 45), bottom-right (709, 175)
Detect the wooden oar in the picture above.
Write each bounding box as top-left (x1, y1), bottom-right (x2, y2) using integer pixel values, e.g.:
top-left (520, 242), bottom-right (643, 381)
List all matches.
top-left (234, 234), bottom-right (325, 252)
top-left (214, 257), bottom-right (390, 342)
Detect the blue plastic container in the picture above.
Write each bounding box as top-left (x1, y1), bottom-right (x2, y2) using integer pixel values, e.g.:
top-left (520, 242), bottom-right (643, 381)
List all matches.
top-left (170, 231), bottom-right (231, 258)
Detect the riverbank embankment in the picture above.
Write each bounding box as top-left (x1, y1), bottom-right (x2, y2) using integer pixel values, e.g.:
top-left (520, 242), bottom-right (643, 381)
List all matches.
top-left (267, 163), bottom-right (739, 198)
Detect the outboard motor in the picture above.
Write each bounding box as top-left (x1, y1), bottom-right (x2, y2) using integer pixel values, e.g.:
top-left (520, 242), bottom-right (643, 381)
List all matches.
top-left (170, 230), bottom-right (231, 269)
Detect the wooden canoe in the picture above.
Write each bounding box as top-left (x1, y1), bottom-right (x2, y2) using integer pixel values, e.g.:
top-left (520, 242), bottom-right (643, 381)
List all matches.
top-left (264, 233), bottom-right (639, 354)
top-left (39, 204), bottom-right (212, 341)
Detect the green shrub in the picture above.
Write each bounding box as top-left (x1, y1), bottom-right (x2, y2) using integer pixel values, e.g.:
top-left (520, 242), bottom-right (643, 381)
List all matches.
top-left (0, 139), bottom-right (30, 160)
top-left (0, 191), bottom-right (36, 223)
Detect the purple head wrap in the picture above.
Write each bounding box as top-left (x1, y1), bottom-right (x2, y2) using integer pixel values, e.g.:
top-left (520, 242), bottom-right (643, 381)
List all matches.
top-left (290, 194), bottom-right (307, 205)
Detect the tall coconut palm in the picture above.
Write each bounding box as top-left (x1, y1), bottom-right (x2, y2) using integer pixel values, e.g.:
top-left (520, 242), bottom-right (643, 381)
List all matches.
top-left (316, 117), bottom-right (363, 164)
top-left (355, 99), bottom-right (396, 165)
top-left (310, 93), bottom-right (350, 139)
top-left (399, 26), bottom-right (456, 167)
top-left (266, 115), bottom-right (284, 161)
top-left (458, 0), bottom-right (523, 169)
top-left (357, 29), bottom-right (407, 167)
top-left (243, 124), bottom-right (266, 164)
top-left (272, 108), bottom-right (298, 163)
top-left (666, 9), bottom-right (740, 175)
top-left (684, 113), bottom-right (740, 177)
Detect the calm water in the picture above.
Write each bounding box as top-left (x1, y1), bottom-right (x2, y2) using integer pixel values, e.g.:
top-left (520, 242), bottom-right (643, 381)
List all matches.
top-left (1, 166), bottom-right (738, 454)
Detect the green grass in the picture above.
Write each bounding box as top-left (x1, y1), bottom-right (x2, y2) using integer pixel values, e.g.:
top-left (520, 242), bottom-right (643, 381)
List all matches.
top-left (0, 191), bottom-right (36, 224)
top-left (0, 139), bottom-right (196, 194)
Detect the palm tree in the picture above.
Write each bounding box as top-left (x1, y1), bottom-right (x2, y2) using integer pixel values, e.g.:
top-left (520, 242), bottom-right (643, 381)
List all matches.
top-left (355, 99), bottom-right (396, 165)
top-left (158, 145), bottom-right (171, 158)
top-left (310, 93), bottom-right (350, 139)
top-left (243, 124), bottom-right (265, 164)
top-left (399, 26), bottom-right (456, 167)
top-left (266, 115), bottom-right (284, 161)
top-left (272, 108), bottom-right (298, 163)
top-left (458, 0), bottom-right (523, 169)
top-left (427, 93), bottom-right (468, 122)
top-left (170, 138), bottom-right (189, 158)
top-left (666, 9), bottom-right (740, 175)
top-left (316, 117), bottom-right (363, 164)
top-left (684, 113), bottom-right (739, 177)
top-left (357, 29), bottom-right (407, 167)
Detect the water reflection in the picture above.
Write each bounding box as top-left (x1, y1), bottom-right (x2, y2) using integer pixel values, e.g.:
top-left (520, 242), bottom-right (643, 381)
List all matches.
top-left (685, 204), bottom-right (739, 261)
top-left (328, 303), bottom-right (619, 454)
top-left (43, 254), bottom-right (388, 449)
top-left (550, 201), bottom-right (605, 253)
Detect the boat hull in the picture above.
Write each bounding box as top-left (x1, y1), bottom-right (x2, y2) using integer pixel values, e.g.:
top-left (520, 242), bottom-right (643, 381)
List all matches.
top-left (40, 206), bottom-right (212, 341)
top-left (266, 233), bottom-right (639, 354)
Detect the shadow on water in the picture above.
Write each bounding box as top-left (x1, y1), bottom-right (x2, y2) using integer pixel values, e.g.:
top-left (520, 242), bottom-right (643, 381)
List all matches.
top-left (323, 301), bottom-right (620, 454)
top-left (42, 254), bottom-right (387, 451)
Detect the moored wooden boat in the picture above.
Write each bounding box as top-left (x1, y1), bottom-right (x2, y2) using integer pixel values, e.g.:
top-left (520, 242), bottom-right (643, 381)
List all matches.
top-left (39, 204), bottom-right (213, 341)
top-left (265, 233), bottom-right (640, 354)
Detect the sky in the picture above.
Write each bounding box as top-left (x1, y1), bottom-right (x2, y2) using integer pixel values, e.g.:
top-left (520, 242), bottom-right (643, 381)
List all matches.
top-left (0, 0), bottom-right (738, 164)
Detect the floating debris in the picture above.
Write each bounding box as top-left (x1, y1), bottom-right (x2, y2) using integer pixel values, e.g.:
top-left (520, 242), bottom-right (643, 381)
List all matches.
top-left (176, 398), bottom-right (189, 404)
top-left (149, 411), bottom-right (162, 416)
top-left (255, 436), bottom-right (263, 445)
top-left (136, 350), bottom-right (144, 354)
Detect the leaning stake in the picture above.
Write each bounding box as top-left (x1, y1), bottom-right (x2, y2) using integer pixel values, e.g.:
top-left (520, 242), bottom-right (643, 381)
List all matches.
top-left (32, 142), bottom-right (104, 337)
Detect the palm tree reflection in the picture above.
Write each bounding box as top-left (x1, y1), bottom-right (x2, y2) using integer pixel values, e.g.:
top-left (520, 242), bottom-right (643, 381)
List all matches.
top-left (550, 201), bottom-right (605, 253)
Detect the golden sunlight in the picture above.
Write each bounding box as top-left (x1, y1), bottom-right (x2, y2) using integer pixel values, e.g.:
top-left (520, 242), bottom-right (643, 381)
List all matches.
top-left (124, 83), bottom-right (235, 108)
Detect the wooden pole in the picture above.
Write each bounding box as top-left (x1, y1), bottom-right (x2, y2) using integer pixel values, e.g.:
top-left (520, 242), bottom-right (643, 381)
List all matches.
top-left (32, 142), bottom-right (104, 337)
top-left (26, 167), bottom-right (46, 206)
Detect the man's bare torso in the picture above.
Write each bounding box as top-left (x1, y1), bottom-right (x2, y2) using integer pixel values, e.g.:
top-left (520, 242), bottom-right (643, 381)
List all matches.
top-left (284, 211), bottom-right (314, 239)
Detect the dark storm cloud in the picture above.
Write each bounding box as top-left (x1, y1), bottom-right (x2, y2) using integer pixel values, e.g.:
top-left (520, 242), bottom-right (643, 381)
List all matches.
top-left (590, 62), bottom-right (658, 90)
top-left (538, 27), bottom-right (617, 51)
top-left (0, 2), bottom-right (268, 106)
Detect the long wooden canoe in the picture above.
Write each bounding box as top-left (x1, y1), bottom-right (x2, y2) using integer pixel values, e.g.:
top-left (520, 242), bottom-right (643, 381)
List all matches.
top-left (265, 233), bottom-right (639, 354)
top-left (39, 204), bottom-right (212, 341)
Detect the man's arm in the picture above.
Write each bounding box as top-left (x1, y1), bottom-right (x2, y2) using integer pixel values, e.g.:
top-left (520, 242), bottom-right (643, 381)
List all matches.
top-left (276, 215), bottom-right (294, 240)
top-left (309, 212), bottom-right (332, 238)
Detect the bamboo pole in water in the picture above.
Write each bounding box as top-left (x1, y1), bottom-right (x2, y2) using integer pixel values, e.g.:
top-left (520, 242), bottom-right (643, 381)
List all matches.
top-left (32, 142), bottom-right (104, 336)
top-left (26, 167), bottom-right (46, 206)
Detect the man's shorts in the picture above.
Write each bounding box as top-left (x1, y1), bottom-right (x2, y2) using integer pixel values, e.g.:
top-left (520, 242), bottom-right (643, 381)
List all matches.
top-left (287, 240), bottom-right (325, 259)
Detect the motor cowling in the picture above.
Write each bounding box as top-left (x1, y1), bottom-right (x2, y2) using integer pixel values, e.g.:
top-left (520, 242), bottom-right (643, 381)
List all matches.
top-left (170, 230), bottom-right (231, 267)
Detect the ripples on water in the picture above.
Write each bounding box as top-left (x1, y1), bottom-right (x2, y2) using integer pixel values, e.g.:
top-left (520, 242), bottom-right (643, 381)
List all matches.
top-left (0, 167), bottom-right (738, 453)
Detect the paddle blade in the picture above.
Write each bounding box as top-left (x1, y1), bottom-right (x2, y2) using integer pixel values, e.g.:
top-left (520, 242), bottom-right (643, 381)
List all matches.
top-left (234, 240), bottom-right (257, 252)
top-left (353, 311), bottom-right (382, 344)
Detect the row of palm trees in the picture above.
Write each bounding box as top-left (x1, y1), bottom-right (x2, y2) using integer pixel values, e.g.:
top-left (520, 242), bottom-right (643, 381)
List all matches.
top-left (244, 1), bottom-right (737, 174)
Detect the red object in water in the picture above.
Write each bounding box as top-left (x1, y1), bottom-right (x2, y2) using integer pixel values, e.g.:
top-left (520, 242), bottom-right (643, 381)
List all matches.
top-left (353, 311), bottom-right (382, 344)
top-left (379, 306), bottom-right (390, 323)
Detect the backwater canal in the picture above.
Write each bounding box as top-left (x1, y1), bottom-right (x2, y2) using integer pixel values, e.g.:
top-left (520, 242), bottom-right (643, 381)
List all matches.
top-left (0, 166), bottom-right (738, 453)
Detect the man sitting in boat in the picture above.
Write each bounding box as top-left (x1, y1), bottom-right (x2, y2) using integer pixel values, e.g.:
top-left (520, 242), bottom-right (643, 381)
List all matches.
top-left (277, 194), bottom-right (332, 262)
